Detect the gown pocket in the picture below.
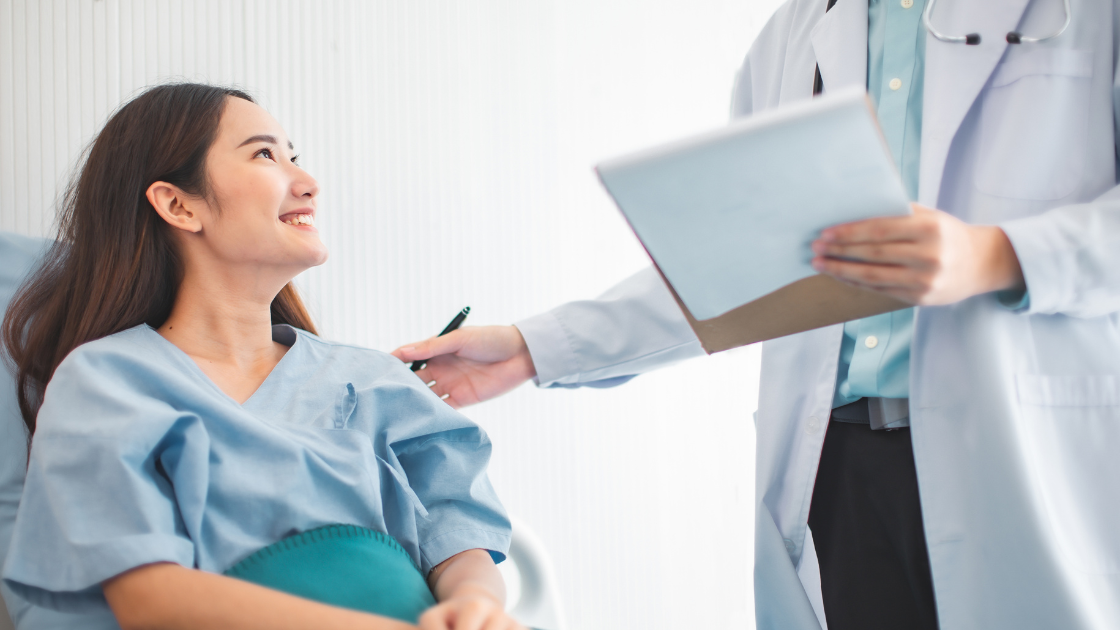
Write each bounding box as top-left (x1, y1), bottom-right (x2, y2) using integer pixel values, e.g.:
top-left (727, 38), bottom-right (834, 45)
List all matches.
top-left (1016, 374), bottom-right (1120, 574)
top-left (975, 48), bottom-right (1093, 201)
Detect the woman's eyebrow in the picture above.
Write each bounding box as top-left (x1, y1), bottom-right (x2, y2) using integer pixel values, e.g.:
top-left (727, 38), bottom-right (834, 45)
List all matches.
top-left (238, 134), bottom-right (295, 150)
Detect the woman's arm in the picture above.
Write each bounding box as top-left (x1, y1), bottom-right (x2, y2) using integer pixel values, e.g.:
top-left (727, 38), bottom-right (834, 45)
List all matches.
top-left (103, 562), bottom-right (415, 630)
top-left (421, 549), bottom-right (523, 630)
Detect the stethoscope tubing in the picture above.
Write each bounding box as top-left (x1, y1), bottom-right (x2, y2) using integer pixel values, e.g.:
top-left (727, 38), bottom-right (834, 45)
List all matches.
top-left (922, 0), bottom-right (1071, 45)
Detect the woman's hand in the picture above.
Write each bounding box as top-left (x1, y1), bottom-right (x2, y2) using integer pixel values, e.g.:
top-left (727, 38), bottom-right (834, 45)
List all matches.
top-left (418, 583), bottom-right (523, 630)
top-left (810, 204), bottom-right (1026, 305)
top-left (391, 326), bottom-right (536, 409)
top-left (423, 549), bottom-right (524, 630)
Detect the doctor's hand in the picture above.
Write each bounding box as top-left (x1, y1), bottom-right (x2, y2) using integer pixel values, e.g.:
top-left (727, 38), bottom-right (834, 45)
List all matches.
top-left (391, 326), bottom-right (536, 409)
top-left (810, 204), bottom-right (1026, 306)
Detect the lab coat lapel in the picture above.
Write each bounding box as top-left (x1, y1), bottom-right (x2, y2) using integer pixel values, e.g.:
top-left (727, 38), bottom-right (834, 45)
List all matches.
top-left (810, 0), bottom-right (868, 93)
top-left (919, 0), bottom-right (1032, 206)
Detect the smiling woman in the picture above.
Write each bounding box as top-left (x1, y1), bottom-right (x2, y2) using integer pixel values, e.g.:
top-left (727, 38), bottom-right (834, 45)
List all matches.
top-left (2, 85), bottom-right (318, 431)
top-left (0, 83), bottom-right (521, 630)
top-left (145, 95), bottom-right (329, 404)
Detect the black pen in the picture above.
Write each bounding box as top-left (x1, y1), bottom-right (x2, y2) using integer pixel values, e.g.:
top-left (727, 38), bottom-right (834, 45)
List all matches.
top-left (410, 306), bottom-right (470, 371)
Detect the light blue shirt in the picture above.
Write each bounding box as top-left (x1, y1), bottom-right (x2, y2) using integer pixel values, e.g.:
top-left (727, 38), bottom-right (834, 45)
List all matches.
top-left (3, 324), bottom-right (510, 615)
top-left (832, 0), bottom-right (926, 408)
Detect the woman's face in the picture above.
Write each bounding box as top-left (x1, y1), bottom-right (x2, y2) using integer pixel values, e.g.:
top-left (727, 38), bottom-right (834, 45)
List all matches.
top-left (198, 97), bottom-right (328, 278)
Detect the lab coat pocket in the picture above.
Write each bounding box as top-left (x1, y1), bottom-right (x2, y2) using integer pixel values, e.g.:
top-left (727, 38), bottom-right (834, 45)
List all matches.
top-left (1016, 374), bottom-right (1120, 574)
top-left (975, 48), bottom-right (1093, 201)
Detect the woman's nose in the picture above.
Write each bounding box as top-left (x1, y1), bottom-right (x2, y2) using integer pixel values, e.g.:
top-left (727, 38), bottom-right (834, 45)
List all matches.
top-left (292, 168), bottom-right (320, 199)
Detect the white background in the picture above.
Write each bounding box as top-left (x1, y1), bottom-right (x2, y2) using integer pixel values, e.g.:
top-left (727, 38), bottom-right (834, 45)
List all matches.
top-left (0, 1), bottom-right (784, 627)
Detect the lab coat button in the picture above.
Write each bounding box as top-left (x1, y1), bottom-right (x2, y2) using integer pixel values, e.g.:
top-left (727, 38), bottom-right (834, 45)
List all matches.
top-left (784, 539), bottom-right (796, 552)
top-left (865, 335), bottom-right (879, 349)
top-left (889, 78), bottom-right (902, 91)
top-left (806, 416), bottom-right (820, 433)
top-left (901, 0), bottom-right (914, 8)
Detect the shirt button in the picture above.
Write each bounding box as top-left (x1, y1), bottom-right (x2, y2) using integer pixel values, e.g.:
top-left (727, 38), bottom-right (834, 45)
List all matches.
top-left (784, 539), bottom-right (796, 553)
top-left (889, 78), bottom-right (903, 91)
top-left (806, 416), bottom-right (821, 433)
top-left (901, 0), bottom-right (914, 8)
top-left (865, 335), bottom-right (879, 349)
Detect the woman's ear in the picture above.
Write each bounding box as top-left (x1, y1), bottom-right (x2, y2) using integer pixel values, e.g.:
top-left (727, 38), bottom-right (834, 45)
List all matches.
top-left (146, 181), bottom-right (204, 233)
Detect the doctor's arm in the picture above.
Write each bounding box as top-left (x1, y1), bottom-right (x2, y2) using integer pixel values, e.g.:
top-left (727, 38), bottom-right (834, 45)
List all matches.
top-left (392, 267), bottom-right (704, 408)
top-left (813, 184), bottom-right (1120, 316)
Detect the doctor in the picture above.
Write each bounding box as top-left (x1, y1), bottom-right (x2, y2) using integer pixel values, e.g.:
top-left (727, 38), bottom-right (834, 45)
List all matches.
top-left (395, 0), bottom-right (1120, 628)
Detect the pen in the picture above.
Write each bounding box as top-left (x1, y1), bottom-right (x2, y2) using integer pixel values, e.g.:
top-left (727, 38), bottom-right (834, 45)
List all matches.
top-left (410, 306), bottom-right (470, 371)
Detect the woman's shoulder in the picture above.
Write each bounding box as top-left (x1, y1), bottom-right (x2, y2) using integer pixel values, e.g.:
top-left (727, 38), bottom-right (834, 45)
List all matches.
top-left (39, 326), bottom-right (205, 437)
top-left (292, 328), bottom-right (415, 382)
top-left (57, 325), bottom-right (179, 378)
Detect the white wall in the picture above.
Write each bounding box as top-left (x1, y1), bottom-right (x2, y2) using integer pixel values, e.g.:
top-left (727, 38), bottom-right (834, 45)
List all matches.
top-left (0, 1), bottom-right (784, 627)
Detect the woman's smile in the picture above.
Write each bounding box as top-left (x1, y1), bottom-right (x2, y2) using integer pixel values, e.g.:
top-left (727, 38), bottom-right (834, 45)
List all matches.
top-left (280, 210), bottom-right (316, 229)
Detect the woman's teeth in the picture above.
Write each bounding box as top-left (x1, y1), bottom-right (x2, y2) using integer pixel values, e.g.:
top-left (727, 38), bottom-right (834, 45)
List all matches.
top-left (283, 214), bottom-right (315, 226)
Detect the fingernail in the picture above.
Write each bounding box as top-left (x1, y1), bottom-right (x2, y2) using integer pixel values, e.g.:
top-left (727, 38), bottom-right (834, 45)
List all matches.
top-left (811, 258), bottom-right (824, 270)
top-left (401, 346), bottom-right (415, 353)
top-left (820, 230), bottom-right (836, 242)
top-left (426, 380), bottom-right (437, 387)
top-left (440, 393), bottom-right (450, 400)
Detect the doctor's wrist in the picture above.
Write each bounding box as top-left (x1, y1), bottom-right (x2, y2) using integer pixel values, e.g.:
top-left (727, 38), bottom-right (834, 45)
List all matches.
top-left (971, 225), bottom-right (1026, 297)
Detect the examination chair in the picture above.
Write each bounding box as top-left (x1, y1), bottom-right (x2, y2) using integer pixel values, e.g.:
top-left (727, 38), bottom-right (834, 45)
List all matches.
top-left (0, 232), bottom-right (565, 630)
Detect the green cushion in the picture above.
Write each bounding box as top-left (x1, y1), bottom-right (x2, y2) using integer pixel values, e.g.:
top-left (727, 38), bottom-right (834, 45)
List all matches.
top-left (224, 524), bottom-right (437, 623)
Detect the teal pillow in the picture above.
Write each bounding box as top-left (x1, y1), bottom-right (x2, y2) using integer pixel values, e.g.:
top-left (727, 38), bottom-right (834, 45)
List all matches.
top-left (224, 524), bottom-right (437, 623)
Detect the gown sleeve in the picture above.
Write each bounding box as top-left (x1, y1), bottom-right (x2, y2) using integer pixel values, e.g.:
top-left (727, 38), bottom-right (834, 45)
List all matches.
top-left (370, 361), bottom-right (512, 575)
top-left (1, 339), bottom-right (199, 614)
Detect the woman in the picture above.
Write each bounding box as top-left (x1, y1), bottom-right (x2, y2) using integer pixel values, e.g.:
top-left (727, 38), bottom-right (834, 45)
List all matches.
top-left (1, 83), bottom-right (521, 630)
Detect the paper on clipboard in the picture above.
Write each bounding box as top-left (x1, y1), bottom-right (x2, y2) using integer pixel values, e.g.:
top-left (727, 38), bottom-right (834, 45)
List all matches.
top-left (595, 87), bottom-right (911, 353)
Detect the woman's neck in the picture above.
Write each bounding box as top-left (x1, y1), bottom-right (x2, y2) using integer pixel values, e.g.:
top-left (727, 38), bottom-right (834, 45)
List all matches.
top-left (158, 264), bottom-right (290, 403)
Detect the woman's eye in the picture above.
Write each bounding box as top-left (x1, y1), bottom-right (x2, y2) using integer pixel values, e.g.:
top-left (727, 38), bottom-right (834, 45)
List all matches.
top-left (291, 154), bottom-right (300, 165)
top-left (255, 148), bottom-right (274, 160)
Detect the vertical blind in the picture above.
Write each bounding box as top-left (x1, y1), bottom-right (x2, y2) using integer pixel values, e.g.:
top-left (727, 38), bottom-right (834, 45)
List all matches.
top-left (0, 1), bottom-right (781, 627)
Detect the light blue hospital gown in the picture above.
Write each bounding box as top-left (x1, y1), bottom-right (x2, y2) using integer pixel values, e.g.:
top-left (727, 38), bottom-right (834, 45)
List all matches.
top-left (1, 324), bottom-right (511, 615)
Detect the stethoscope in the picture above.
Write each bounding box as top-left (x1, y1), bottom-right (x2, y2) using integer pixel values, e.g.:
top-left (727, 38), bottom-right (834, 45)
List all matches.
top-left (813, 0), bottom-right (1072, 94)
top-left (924, 0), bottom-right (1072, 45)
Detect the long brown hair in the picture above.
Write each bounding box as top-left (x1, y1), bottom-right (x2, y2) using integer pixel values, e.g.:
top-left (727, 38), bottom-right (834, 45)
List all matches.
top-left (2, 83), bottom-right (317, 437)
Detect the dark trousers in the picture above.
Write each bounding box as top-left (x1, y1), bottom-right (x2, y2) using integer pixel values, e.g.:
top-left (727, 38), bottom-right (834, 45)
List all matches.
top-left (807, 419), bottom-right (940, 630)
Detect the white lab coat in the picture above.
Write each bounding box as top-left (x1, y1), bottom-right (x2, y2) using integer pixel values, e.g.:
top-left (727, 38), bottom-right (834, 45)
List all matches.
top-left (515, 0), bottom-right (1120, 628)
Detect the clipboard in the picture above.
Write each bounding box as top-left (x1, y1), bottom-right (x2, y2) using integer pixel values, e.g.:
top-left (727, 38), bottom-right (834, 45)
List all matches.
top-left (595, 88), bottom-right (911, 354)
top-left (653, 263), bottom-right (907, 354)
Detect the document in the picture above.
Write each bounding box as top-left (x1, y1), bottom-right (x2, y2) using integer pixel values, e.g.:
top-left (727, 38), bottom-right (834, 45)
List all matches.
top-left (596, 87), bottom-right (911, 323)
